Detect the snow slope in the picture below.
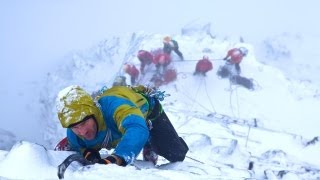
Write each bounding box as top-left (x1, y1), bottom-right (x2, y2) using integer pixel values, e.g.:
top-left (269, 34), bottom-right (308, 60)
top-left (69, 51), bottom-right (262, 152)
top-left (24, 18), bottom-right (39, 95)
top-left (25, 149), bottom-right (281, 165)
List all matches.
top-left (1, 26), bottom-right (320, 179)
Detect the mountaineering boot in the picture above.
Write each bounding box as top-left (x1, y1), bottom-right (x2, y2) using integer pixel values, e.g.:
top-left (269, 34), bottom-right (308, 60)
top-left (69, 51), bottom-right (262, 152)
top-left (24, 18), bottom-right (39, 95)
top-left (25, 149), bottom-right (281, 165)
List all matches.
top-left (143, 145), bottom-right (158, 165)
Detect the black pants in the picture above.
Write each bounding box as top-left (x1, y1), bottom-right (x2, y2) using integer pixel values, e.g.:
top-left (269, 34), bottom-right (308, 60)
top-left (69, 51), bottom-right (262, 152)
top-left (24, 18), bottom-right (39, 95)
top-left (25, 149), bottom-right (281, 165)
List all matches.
top-left (130, 76), bottom-right (136, 85)
top-left (173, 48), bottom-right (184, 60)
top-left (146, 101), bottom-right (189, 162)
top-left (235, 63), bottom-right (241, 75)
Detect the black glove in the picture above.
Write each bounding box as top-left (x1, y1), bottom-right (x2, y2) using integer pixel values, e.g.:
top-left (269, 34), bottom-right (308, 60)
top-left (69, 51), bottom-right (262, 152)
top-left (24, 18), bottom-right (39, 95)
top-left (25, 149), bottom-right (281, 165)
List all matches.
top-left (83, 148), bottom-right (101, 163)
top-left (98, 155), bottom-right (125, 166)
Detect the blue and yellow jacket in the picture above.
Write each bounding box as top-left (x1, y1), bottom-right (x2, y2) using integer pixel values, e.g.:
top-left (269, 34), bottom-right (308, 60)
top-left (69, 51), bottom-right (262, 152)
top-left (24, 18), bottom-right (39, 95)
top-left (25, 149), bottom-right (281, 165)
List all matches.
top-left (58, 85), bottom-right (157, 165)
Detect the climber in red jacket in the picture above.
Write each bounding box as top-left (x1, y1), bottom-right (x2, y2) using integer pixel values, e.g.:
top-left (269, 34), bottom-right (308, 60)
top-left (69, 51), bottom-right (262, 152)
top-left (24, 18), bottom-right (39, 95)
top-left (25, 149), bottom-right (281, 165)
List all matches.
top-left (194, 56), bottom-right (213, 76)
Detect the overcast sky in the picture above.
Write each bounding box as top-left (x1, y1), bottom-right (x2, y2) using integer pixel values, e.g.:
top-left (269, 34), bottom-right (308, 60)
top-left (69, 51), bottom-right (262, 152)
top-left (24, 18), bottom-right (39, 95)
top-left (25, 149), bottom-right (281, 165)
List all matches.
top-left (1, 0), bottom-right (318, 82)
top-left (0, 0), bottom-right (319, 143)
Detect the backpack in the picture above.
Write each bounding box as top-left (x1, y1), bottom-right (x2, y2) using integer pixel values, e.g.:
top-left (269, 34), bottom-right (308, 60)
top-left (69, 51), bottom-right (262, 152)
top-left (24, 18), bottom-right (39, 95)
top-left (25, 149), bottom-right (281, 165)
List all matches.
top-left (230, 75), bottom-right (254, 90)
top-left (217, 65), bottom-right (231, 78)
top-left (163, 69), bottom-right (177, 83)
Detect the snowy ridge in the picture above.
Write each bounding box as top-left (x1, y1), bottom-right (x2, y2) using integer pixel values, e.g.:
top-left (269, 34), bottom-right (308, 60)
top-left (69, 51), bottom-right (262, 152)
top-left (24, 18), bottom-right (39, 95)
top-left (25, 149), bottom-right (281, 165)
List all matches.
top-left (1, 27), bottom-right (320, 179)
top-left (256, 33), bottom-right (320, 85)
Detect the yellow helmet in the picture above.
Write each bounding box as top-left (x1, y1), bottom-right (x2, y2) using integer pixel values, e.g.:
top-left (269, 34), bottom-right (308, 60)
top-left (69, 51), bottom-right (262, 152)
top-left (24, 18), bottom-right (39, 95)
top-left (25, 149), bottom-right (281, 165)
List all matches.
top-left (56, 85), bottom-right (103, 128)
top-left (163, 36), bottom-right (171, 43)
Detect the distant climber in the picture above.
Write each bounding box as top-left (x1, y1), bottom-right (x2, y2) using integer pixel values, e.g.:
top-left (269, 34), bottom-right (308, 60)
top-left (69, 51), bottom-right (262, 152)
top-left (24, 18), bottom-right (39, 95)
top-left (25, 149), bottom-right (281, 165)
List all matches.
top-left (222, 47), bottom-right (248, 75)
top-left (163, 36), bottom-right (184, 60)
top-left (123, 63), bottom-right (139, 85)
top-left (90, 76), bottom-right (127, 99)
top-left (193, 56), bottom-right (213, 76)
top-left (137, 50), bottom-right (153, 75)
top-left (152, 53), bottom-right (171, 76)
top-left (151, 52), bottom-right (176, 87)
top-left (217, 47), bottom-right (254, 90)
top-left (152, 68), bottom-right (177, 87)
top-left (112, 76), bottom-right (127, 86)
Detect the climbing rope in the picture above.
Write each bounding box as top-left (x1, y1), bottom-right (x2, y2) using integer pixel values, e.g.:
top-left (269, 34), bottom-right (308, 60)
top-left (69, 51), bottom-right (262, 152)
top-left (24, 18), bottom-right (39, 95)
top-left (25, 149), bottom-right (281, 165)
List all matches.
top-left (228, 81), bottom-right (240, 119)
top-left (176, 77), bottom-right (214, 129)
top-left (203, 78), bottom-right (217, 113)
top-left (178, 76), bottom-right (213, 113)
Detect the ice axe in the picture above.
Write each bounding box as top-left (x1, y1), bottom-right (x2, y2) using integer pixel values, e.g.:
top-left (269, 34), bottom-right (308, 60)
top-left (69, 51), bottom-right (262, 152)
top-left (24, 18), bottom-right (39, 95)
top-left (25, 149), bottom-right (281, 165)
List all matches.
top-left (57, 153), bottom-right (94, 179)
